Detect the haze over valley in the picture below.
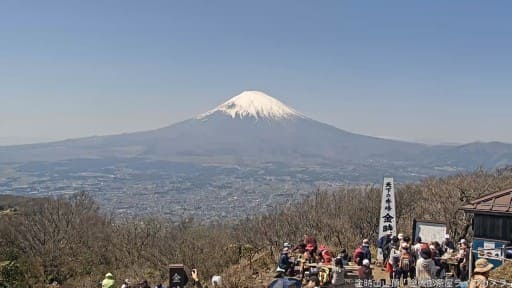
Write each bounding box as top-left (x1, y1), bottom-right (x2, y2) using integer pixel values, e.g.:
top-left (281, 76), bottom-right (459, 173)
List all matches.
top-left (2, 91), bottom-right (512, 220)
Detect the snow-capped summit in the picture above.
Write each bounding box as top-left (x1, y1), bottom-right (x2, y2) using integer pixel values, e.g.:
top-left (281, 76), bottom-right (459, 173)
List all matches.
top-left (198, 91), bottom-right (304, 120)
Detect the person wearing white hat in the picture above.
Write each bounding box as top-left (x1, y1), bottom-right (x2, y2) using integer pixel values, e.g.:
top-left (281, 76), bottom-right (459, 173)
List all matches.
top-left (102, 273), bottom-right (115, 288)
top-left (211, 275), bottom-right (222, 287)
top-left (395, 243), bottom-right (412, 286)
top-left (469, 258), bottom-right (494, 288)
top-left (276, 247), bottom-right (293, 276)
top-left (357, 259), bottom-right (372, 280)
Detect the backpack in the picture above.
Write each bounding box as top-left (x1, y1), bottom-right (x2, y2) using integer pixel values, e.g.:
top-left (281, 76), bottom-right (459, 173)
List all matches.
top-left (331, 266), bottom-right (345, 285)
top-left (353, 247), bottom-right (364, 266)
top-left (318, 266), bottom-right (331, 286)
top-left (278, 253), bottom-right (291, 270)
top-left (399, 251), bottom-right (411, 271)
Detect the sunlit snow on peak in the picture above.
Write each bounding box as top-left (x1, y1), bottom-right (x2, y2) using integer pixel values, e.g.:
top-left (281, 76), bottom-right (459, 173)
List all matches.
top-left (198, 91), bottom-right (304, 120)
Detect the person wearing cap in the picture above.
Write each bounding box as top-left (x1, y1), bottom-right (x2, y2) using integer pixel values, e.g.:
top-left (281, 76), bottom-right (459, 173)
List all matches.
top-left (357, 259), bottom-right (372, 280)
top-left (102, 273), bottom-right (115, 288)
top-left (378, 231), bottom-right (392, 254)
top-left (277, 247), bottom-right (293, 276)
top-left (459, 239), bottom-right (467, 250)
top-left (469, 258), bottom-right (494, 288)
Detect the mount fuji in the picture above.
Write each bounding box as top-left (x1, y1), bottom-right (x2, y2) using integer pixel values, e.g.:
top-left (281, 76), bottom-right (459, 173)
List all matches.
top-left (1, 91), bottom-right (512, 173)
top-left (3, 90), bottom-right (512, 220)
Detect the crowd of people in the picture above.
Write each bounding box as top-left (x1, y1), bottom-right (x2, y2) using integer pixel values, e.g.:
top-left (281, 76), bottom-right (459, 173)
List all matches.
top-left (94, 233), bottom-right (495, 288)
top-left (271, 232), bottom-right (495, 288)
top-left (377, 231), bottom-right (492, 287)
top-left (273, 235), bottom-right (374, 287)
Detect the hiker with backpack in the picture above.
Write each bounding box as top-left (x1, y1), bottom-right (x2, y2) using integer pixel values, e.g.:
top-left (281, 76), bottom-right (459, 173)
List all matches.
top-left (317, 265), bottom-right (332, 287)
top-left (353, 245), bottom-right (365, 266)
top-left (331, 256), bottom-right (345, 287)
top-left (378, 231), bottom-right (392, 251)
top-left (395, 243), bottom-right (412, 286)
top-left (318, 245), bottom-right (332, 265)
top-left (353, 239), bottom-right (371, 266)
top-left (386, 236), bottom-right (400, 281)
top-left (357, 259), bottom-right (372, 280)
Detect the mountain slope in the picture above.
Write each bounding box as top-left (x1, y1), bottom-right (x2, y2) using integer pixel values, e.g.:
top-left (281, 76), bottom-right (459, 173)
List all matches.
top-left (1, 91), bottom-right (511, 171)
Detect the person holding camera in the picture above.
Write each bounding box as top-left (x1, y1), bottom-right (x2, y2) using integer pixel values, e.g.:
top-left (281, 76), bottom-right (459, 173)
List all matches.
top-left (191, 269), bottom-right (203, 288)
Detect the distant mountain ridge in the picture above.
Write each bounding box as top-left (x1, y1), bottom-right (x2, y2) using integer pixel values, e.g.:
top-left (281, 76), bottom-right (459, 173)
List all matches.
top-left (1, 91), bottom-right (512, 173)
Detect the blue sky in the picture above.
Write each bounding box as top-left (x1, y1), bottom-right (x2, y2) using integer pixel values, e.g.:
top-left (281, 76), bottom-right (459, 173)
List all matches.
top-left (1, 0), bottom-right (511, 145)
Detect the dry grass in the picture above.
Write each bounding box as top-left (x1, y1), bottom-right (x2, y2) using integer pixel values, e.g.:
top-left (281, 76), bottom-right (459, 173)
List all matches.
top-left (489, 260), bottom-right (512, 281)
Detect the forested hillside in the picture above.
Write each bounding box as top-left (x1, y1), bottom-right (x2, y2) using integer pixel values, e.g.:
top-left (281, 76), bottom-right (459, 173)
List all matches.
top-left (1, 168), bottom-right (512, 287)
